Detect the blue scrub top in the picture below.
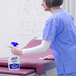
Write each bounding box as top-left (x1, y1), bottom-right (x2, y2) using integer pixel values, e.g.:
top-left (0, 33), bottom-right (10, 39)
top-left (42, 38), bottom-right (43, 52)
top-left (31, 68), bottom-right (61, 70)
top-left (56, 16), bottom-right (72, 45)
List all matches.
top-left (43, 9), bottom-right (76, 74)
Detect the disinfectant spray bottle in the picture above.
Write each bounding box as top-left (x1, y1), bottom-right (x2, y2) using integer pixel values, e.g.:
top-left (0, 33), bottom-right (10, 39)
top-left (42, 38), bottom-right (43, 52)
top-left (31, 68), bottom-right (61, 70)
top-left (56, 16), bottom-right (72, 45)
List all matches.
top-left (8, 42), bottom-right (20, 70)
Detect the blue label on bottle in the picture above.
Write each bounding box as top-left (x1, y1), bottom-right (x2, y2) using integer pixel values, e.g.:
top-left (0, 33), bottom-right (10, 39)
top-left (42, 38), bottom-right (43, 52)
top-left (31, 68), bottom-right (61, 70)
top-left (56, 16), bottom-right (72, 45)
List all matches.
top-left (11, 57), bottom-right (17, 62)
top-left (9, 63), bottom-right (20, 69)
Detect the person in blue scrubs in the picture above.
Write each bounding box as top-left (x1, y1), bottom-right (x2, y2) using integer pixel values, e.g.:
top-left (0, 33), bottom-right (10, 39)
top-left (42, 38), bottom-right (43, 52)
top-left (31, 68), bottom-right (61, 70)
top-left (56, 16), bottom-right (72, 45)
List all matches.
top-left (9, 0), bottom-right (76, 76)
top-left (42, 0), bottom-right (76, 75)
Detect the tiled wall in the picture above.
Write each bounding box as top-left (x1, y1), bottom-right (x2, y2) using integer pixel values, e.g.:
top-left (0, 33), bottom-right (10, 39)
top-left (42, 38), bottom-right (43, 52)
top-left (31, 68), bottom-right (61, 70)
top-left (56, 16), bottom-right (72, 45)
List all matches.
top-left (19, 0), bottom-right (52, 36)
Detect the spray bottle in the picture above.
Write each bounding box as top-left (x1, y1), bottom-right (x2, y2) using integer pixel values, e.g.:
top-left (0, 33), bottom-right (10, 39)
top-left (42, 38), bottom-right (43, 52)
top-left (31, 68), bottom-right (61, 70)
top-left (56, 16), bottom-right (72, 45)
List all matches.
top-left (8, 42), bottom-right (20, 70)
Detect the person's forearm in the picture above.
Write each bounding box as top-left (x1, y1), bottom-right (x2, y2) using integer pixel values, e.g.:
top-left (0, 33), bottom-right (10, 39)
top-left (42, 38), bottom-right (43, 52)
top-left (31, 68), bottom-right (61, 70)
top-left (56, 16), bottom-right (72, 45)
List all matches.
top-left (22, 40), bottom-right (52, 55)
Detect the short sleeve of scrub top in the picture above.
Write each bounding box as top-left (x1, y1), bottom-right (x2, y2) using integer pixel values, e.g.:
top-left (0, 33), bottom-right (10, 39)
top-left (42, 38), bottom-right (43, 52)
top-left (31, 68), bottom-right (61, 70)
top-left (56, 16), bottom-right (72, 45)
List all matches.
top-left (43, 17), bottom-right (58, 41)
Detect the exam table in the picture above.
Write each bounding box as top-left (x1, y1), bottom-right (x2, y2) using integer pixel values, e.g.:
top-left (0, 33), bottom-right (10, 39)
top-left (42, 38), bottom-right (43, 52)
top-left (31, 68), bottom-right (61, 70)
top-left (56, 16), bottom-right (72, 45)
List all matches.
top-left (0, 38), bottom-right (57, 76)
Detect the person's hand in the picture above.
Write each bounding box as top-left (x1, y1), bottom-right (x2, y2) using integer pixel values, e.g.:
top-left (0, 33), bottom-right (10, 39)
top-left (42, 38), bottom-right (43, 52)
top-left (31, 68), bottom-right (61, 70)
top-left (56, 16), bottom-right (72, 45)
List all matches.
top-left (39, 55), bottom-right (54, 60)
top-left (44, 55), bottom-right (54, 59)
top-left (8, 46), bottom-right (23, 55)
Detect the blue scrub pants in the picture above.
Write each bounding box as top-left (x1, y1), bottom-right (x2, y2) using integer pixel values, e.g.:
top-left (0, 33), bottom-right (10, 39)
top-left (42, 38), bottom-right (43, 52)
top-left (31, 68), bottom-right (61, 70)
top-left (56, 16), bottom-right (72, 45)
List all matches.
top-left (58, 72), bottom-right (76, 76)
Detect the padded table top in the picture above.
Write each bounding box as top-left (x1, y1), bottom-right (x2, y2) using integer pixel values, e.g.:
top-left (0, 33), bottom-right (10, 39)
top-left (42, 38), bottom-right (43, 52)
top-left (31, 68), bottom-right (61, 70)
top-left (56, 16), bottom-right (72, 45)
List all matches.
top-left (0, 67), bottom-right (35, 75)
top-left (0, 56), bottom-right (55, 74)
top-left (0, 38), bottom-right (55, 74)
